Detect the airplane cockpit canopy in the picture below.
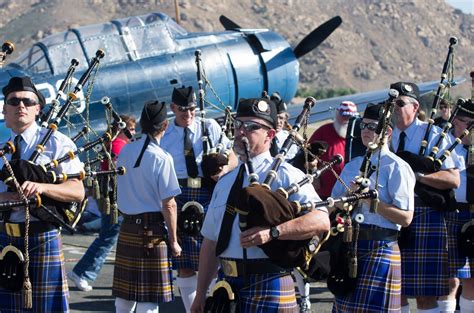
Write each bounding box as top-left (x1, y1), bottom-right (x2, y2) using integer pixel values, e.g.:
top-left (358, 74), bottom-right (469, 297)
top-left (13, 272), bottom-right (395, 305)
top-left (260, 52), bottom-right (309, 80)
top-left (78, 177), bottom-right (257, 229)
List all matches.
top-left (9, 13), bottom-right (187, 76)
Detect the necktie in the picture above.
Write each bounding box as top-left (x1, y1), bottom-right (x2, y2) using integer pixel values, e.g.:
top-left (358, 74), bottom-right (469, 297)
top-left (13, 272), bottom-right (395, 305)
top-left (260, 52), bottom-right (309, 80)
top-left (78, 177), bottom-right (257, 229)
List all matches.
top-left (215, 164), bottom-right (245, 256)
top-left (397, 131), bottom-right (406, 153)
top-left (11, 135), bottom-right (22, 160)
top-left (184, 127), bottom-right (199, 178)
top-left (270, 137), bottom-right (279, 157)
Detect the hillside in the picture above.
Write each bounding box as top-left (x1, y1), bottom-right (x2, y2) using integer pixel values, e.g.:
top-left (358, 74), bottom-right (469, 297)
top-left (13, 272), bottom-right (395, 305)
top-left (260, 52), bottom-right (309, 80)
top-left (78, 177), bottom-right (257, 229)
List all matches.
top-left (0, 0), bottom-right (472, 97)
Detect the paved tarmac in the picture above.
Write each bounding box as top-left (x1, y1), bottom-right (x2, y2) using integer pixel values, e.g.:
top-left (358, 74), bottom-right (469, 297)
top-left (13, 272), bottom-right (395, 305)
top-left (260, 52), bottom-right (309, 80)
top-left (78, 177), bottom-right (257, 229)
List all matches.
top-left (63, 231), bottom-right (415, 313)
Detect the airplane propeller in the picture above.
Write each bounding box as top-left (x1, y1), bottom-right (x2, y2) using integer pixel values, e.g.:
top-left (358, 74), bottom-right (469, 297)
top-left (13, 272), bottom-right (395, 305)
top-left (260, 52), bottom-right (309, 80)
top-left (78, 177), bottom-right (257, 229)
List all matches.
top-left (293, 16), bottom-right (342, 59)
top-left (219, 15), bottom-right (342, 59)
top-left (219, 15), bottom-right (242, 30)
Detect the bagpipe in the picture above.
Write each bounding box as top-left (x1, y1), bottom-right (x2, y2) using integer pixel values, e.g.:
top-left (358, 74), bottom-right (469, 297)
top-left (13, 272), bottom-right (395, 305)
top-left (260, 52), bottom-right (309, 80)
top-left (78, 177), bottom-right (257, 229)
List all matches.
top-left (177, 51), bottom-right (233, 236)
top-left (316, 90), bottom-right (397, 296)
top-left (397, 38), bottom-right (460, 211)
top-left (195, 50), bottom-right (231, 181)
top-left (233, 97), bottom-right (323, 270)
top-left (0, 41), bottom-right (14, 68)
top-left (459, 72), bottom-right (474, 258)
top-left (0, 50), bottom-right (118, 231)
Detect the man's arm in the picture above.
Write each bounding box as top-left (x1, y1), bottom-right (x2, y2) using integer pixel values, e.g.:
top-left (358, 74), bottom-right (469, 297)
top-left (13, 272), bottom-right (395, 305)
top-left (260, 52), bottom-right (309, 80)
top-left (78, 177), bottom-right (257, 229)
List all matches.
top-left (161, 196), bottom-right (181, 257)
top-left (191, 238), bottom-right (219, 313)
top-left (418, 168), bottom-right (460, 189)
top-left (21, 179), bottom-right (85, 202)
top-left (240, 209), bottom-right (330, 247)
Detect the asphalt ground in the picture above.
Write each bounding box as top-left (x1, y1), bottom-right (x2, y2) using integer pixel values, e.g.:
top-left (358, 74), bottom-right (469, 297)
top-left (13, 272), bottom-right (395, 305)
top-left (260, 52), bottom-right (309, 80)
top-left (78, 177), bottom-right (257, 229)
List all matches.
top-left (63, 231), bottom-right (416, 313)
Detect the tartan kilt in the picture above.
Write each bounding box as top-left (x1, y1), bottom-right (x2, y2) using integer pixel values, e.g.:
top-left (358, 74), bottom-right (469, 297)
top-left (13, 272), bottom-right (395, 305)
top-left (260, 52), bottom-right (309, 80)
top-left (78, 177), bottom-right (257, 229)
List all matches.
top-left (400, 205), bottom-right (449, 296)
top-left (332, 239), bottom-right (401, 313)
top-left (112, 222), bottom-right (174, 303)
top-left (173, 186), bottom-right (212, 270)
top-left (445, 209), bottom-right (474, 279)
top-left (218, 271), bottom-right (298, 313)
top-left (0, 229), bottom-right (68, 313)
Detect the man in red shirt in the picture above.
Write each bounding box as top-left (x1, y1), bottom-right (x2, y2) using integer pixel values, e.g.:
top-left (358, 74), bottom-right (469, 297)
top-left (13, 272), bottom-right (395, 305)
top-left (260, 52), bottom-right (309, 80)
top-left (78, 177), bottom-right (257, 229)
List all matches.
top-left (308, 101), bottom-right (358, 199)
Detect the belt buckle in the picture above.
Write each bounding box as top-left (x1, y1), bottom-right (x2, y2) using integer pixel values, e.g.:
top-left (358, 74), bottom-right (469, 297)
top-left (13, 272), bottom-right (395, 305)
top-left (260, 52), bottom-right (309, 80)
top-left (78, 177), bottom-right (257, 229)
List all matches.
top-left (135, 218), bottom-right (142, 225)
top-left (187, 177), bottom-right (202, 189)
top-left (221, 259), bottom-right (238, 277)
top-left (470, 204), bottom-right (474, 213)
top-left (5, 223), bottom-right (21, 237)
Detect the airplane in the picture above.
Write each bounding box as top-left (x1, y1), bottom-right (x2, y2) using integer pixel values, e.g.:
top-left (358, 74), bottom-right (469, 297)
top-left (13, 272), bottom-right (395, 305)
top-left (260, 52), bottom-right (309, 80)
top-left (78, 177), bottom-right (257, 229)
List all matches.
top-left (0, 11), bottom-right (465, 150)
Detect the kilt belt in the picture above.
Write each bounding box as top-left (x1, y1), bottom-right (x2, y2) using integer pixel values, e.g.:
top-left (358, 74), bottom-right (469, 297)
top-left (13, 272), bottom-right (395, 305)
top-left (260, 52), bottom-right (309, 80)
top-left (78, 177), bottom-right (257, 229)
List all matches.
top-left (122, 212), bottom-right (164, 224)
top-left (220, 258), bottom-right (290, 278)
top-left (121, 212), bottom-right (167, 256)
top-left (0, 221), bottom-right (57, 237)
top-left (179, 177), bottom-right (203, 189)
top-left (357, 227), bottom-right (398, 241)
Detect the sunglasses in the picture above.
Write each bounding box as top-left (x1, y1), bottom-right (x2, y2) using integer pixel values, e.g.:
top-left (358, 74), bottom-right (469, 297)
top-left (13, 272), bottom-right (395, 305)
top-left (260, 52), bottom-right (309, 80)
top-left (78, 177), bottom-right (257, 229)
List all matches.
top-left (395, 99), bottom-right (410, 107)
top-left (177, 106), bottom-right (196, 112)
top-left (360, 121), bottom-right (378, 131)
top-left (6, 97), bottom-right (38, 107)
top-left (234, 119), bottom-right (270, 132)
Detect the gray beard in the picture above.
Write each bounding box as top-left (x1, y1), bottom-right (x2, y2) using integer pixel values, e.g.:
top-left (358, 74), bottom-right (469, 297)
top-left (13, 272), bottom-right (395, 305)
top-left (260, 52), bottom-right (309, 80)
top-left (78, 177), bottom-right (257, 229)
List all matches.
top-left (333, 120), bottom-right (348, 138)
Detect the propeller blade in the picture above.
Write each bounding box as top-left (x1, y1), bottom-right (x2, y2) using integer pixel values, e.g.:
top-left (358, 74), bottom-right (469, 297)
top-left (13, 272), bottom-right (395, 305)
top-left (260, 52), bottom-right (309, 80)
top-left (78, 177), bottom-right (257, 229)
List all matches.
top-left (219, 15), bottom-right (241, 30)
top-left (293, 16), bottom-right (342, 59)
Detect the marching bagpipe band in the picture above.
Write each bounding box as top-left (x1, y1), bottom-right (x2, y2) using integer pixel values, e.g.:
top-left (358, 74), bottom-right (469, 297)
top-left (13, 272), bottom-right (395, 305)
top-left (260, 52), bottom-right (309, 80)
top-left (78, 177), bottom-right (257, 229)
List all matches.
top-left (396, 37), bottom-right (460, 212)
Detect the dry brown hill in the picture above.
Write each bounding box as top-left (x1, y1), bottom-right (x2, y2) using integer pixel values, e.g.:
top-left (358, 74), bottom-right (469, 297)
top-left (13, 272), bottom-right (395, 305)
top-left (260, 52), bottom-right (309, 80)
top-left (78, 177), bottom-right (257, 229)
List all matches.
top-left (0, 0), bottom-right (472, 97)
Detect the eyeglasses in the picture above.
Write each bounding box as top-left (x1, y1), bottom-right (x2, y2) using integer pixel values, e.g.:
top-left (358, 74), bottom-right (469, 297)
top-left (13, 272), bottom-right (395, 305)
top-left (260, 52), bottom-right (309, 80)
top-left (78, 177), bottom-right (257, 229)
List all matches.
top-left (359, 121), bottom-right (378, 131)
top-left (177, 106), bottom-right (196, 112)
top-left (234, 119), bottom-right (270, 132)
top-left (395, 99), bottom-right (410, 107)
top-left (6, 97), bottom-right (38, 107)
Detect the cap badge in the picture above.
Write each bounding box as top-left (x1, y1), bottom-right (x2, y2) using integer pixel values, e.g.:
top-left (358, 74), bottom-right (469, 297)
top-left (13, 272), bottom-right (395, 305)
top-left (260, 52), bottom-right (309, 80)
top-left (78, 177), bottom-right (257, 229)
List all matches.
top-left (256, 100), bottom-right (269, 113)
top-left (403, 84), bottom-right (413, 93)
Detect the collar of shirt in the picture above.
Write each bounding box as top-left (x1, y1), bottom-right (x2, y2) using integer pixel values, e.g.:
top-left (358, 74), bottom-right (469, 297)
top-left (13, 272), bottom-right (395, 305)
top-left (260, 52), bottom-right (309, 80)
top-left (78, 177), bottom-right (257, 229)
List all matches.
top-left (248, 150), bottom-right (272, 173)
top-left (168, 117), bottom-right (200, 136)
top-left (369, 144), bottom-right (390, 163)
top-left (394, 118), bottom-right (420, 143)
top-left (10, 122), bottom-right (40, 144)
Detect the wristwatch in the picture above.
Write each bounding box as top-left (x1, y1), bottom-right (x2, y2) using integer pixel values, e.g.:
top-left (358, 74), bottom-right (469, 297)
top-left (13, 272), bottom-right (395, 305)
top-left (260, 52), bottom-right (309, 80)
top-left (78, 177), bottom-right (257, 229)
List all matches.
top-left (270, 226), bottom-right (280, 240)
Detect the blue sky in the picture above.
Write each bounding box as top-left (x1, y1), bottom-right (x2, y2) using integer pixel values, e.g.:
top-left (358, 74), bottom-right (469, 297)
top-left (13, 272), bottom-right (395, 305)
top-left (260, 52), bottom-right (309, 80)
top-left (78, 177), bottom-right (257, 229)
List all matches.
top-left (445, 0), bottom-right (474, 14)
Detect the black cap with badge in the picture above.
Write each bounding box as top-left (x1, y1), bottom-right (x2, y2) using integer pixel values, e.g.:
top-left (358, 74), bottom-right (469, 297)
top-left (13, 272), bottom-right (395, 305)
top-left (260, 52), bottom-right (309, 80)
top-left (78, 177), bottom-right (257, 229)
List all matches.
top-left (172, 86), bottom-right (196, 109)
top-left (457, 98), bottom-right (474, 119)
top-left (389, 82), bottom-right (420, 101)
top-left (2, 76), bottom-right (46, 108)
top-left (236, 98), bottom-right (277, 129)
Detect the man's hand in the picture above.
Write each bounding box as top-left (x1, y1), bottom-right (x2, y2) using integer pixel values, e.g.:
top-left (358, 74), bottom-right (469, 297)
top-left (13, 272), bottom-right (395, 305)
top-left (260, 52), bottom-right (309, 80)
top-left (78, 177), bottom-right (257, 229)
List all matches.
top-left (190, 294), bottom-right (206, 313)
top-left (21, 181), bottom-right (46, 198)
top-left (240, 226), bottom-right (272, 248)
top-left (169, 241), bottom-right (182, 257)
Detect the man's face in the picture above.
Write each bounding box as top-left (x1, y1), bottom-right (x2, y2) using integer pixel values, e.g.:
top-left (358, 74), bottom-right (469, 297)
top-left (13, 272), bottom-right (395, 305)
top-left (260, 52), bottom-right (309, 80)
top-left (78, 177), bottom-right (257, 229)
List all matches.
top-left (393, 95), bottom-right (418, 129)
top-left (276, 112), bottom-right (287, 132)
top-left (335, 111), bottom-right (351, 125)
top-left (453, 115), bottom-right (473, 145)
top-left (127, 122), bottom-right (136, 136)
top-left (360, 118), bottom-right (379, 147)
top-left (3, 90), bottom-right (40, 131)
top-left (233, 116), bottom-right (275, 159)
top-left (171, 103), bottom-right (196, 127)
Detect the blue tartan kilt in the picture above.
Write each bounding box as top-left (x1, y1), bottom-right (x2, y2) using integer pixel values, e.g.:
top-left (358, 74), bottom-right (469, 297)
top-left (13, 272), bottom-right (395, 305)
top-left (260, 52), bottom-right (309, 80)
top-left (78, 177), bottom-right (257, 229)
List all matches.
top-left (173, 186), bottom-right (212, 271)
top-left (400, 206), bottom-right (449, 296)
top-left (445, 209), bottom-right (474, 279)
top-left (218, 271), bottom-right (298, 313)
top-left (0, 229), bottom-right (68, 313)
top-left (332, 239), bottom-right (401, 313)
